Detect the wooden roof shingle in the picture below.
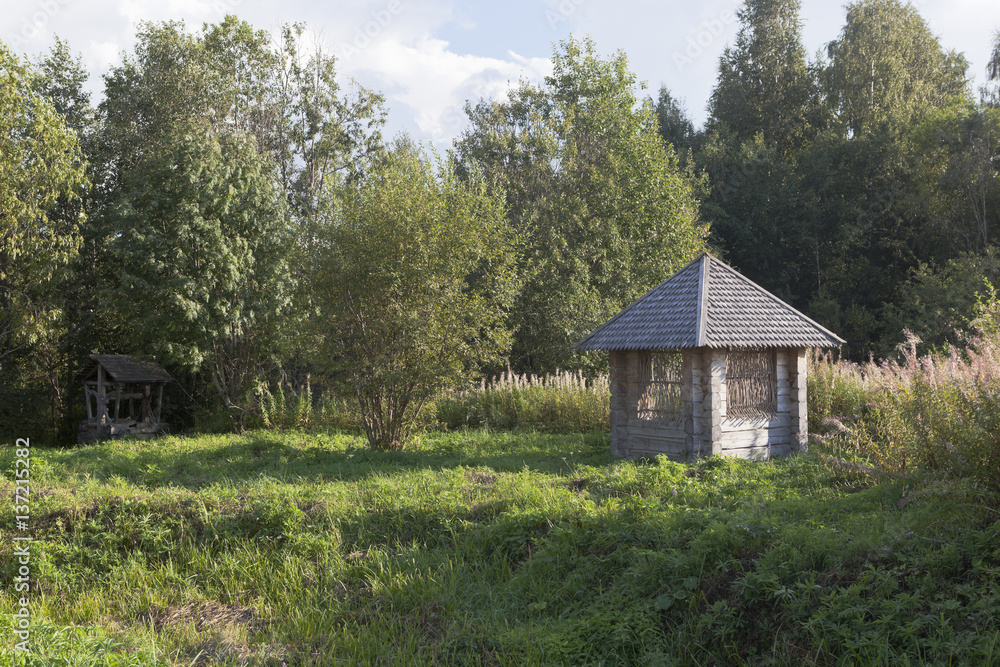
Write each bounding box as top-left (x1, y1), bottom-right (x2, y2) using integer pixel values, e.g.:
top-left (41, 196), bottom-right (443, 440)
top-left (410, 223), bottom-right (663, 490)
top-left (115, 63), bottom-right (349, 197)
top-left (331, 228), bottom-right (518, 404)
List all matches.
top-left (76, 354), bottom-right (174, 384)
top-left (573, 253), bottom-right (845, 351)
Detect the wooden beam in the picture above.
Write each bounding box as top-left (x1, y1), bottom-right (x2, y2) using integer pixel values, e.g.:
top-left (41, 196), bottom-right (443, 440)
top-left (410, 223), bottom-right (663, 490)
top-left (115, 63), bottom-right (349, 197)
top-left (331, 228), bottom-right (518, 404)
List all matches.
top-left (97, 364), bottom-right (107, 426)
top-left (156, 383), bottom-right (164, 424)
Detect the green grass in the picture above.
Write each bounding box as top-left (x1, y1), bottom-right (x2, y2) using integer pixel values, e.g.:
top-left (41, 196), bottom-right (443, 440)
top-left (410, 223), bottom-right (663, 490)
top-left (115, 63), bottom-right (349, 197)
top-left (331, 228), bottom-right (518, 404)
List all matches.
top-left (3, 431), bottom-right (1000, 665)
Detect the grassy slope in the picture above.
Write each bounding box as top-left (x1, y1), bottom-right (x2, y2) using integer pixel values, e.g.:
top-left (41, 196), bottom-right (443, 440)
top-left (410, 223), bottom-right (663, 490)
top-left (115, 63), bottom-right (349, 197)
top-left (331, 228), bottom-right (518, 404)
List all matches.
top-left (2, 431), bottom-right (1000, 666)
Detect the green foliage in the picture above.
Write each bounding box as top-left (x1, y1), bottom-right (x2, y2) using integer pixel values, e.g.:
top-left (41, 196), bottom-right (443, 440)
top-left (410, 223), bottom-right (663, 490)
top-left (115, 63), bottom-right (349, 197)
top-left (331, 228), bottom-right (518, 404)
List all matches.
top-left (708, 0), bottom-right (821, 158)
top-left (652, 85), bottom-right (695, 158)
top-left (881, 250), bottom-right (1000, 354)
top-left (807, 351), bottom-right (868, 434)
top-left (457, 36), bottom-right (706, 374)
top-left (0, 41), bottom-right (86, 364)
top-left (308, 145), bottom-right (519, 450)
top-left (907, 104), bottom-right (1000, 255)
top-left (990, 29), bottom-right (1000, 83)
top-left (76, 17), bottom-right (385, 425)
top-left (822, 0), bottom-right (969, 136)
top-left (699, 130), bottom-right (813, 306)
top-left (106, 119), bottom-right (292, 415)
top-left (4, 432), bottom-right (1000, 664)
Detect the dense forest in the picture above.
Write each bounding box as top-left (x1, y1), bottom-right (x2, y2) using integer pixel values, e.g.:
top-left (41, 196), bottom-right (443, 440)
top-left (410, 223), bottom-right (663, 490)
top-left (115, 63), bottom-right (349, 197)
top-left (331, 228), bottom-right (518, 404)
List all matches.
top-left (2, 0), bottom-right (1000, 444)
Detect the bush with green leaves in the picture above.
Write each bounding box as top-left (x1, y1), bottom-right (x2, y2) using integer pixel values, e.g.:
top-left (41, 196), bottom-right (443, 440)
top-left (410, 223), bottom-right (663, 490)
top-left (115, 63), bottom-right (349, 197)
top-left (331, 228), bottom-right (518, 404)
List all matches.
top-left (307, 145), bottom-right (519, 451)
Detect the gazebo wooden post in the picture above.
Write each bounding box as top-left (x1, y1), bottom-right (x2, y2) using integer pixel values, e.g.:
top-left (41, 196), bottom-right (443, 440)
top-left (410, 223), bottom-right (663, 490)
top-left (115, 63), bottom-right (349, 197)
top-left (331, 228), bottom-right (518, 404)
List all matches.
top-left (790, 348), bottom-right (809, 452)
top-left (156, 384), bottom-right (164, 423)
top-left (706, 349), bottom-right (726, 457)
top-left (97, 364), bottom-right (107, 426)
top-left (609, 351), bottom-right (628, 458)
top-left (683, 349), bottom-right (702, 461)
top-left (76, 354), bottom-right (175, 444)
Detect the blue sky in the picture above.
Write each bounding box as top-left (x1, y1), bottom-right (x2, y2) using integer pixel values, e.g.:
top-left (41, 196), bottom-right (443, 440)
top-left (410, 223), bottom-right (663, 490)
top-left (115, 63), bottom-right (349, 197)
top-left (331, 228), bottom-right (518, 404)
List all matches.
top-left (3, 0), bottom-right (999, 148)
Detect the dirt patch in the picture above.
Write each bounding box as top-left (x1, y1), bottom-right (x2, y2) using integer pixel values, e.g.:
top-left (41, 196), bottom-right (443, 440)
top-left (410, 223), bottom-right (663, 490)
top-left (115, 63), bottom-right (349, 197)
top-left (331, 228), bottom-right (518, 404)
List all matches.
top-left (143, 600), bottom-right (257, 633)
top-left (296, 499), bottom-right (329, 519)
top-left (35, 501), bottom-right (102, 534)
top-left (464, 470), bottom-right (497, 487)
top-left (345, 549), bottom-right (369, 562)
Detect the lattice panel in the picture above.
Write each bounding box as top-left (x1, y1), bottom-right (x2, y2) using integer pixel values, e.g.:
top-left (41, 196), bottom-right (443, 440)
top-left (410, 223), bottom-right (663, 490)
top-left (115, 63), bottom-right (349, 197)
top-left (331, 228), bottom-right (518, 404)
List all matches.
top-left (637, 352), bottom-right (683, 425)
top-left (726, 348), bottom-right (777, 419)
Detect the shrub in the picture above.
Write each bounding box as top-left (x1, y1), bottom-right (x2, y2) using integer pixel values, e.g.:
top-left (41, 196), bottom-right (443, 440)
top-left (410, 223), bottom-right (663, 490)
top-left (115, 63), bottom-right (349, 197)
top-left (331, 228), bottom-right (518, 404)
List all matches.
top-left (811, 325), bottom-right (1000, 490)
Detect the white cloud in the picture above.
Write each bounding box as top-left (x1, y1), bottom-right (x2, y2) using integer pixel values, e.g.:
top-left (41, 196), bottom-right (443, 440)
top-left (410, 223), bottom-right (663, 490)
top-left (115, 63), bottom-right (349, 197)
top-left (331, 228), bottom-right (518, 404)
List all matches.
top-left (345, 33), bottom-right (551, 141)
top-left (87, 40), bottom-right (122, 72)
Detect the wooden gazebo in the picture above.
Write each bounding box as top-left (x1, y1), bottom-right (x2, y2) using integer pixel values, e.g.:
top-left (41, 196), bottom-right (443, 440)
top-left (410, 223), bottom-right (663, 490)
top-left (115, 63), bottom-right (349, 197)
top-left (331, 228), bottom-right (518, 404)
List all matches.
top-left (76, 354), bottom-right (173, 443)
top-left (574, 254), bottom-right (844, 461)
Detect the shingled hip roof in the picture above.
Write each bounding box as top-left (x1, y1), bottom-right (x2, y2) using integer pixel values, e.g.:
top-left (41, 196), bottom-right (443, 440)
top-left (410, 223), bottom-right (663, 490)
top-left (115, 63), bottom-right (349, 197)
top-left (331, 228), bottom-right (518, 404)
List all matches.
top-left (76, 354), bottom-right (174, 384)
top-left (573, 253), bottom-right (845, 351)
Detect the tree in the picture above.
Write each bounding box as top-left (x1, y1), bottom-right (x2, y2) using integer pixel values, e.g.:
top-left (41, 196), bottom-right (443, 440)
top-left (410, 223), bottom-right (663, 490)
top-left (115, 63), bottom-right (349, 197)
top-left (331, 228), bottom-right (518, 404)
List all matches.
top-left (698, 130), bottom-right (811, 304)
top-left (96, 17), bottom-right (384, 220)
top-left (909, 105), bottom-right (1000, 255)
top-left (107, 119), bottom-right (291, 416)
top-left (86, 17), bottom-right (386, 419)
top-left (0, 40), bottom-right (86, 365)
top-left (823, 0), bottom-right (969, 137)
top-left (880, 250), bottom-right (1000, 354)
top-left (985, 29), bottom-right (1000, 106)
top-left (707, 0), bottom-right (818, 158)
top-left (0, 40), bottom-right (88, 439)
top-left (653, 86), bottom-right (695, 158)
top-left (456, 37), bottom-right (706, 374)
top-left (698, 0), bottom-right (819, 315)
top-left (33, 36), bottom-right (94, 137)
top-left (309, 145), bottom-right (518, 450)
top-left (990, 29), bottom-right (1000, 83)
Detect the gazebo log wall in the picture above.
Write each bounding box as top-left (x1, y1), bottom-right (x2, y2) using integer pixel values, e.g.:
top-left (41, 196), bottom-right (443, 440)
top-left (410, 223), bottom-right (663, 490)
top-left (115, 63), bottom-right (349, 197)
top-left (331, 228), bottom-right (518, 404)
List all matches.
top-left (609, 348), bottom-right (808, 461)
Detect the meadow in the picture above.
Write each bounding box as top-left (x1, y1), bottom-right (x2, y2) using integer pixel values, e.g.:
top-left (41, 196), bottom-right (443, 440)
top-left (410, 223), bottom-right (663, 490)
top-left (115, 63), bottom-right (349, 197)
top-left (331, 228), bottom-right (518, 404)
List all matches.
top-left (3, 356), bottom-right (1000, 665)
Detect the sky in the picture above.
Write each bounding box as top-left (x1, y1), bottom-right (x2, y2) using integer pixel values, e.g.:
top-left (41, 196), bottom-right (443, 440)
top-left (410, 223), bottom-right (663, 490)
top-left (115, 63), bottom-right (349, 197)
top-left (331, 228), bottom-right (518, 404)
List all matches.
top-left (3, 0), bottom-right (999, 148)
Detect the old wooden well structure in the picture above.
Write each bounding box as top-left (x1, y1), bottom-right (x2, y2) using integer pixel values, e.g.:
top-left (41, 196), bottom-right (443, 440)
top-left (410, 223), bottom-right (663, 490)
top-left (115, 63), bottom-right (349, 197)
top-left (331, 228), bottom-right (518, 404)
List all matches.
top-left (574, 253), bottom-right (844, 461)
top-left (76, 354), bottom-right (173, 443)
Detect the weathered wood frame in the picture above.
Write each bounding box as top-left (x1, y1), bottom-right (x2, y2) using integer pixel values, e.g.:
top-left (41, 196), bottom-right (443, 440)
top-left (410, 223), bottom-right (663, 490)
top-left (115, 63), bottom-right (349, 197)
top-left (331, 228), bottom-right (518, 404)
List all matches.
top-left (79, 373), bottom-right (169, 443)
top-left (609, 347), bottom-right (809, 461)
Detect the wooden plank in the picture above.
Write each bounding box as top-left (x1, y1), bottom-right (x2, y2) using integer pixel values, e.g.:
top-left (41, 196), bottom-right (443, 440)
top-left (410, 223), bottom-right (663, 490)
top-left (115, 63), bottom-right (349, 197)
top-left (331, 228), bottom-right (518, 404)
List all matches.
top-left (625, 350), bottom-right (641, 423)
top-left (628, 425), bottom-right (687, 439)
top-left (686, 349), bottom-right (703, 454)
top-left (97, 364), bottom-right (107, 426)
top-left (790, 348), bottom-right (808, 450)
top-left (720, 429), bottom-right (791, 449)
top-left (610, 352), bottom-right (627, 457)
top-left (723, 446), bottom-right (771, 461)
top-left (629, 435), bottom-right (686, 456)
top-left (722, 416), bottom-right (791, 432)
top-left (708, 349), bottom-right (725, 454)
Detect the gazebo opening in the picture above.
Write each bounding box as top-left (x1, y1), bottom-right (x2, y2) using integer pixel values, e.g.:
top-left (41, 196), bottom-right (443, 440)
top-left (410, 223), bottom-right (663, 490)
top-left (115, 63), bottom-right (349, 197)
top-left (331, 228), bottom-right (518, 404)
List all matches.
top-left (637, 352), bottom-right (683, 425)
top-left (726, 348), bottom-right (777, 420)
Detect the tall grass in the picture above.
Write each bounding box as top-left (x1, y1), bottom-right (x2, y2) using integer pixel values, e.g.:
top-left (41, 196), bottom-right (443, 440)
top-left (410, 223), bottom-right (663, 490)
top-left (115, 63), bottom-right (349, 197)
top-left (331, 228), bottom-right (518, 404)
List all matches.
top-left (244, 370), bottom-right (611, 437)
top-left (809, 330), bottom-right (1000, 490)
top-left (434, 370), bottom-right (610, 433)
